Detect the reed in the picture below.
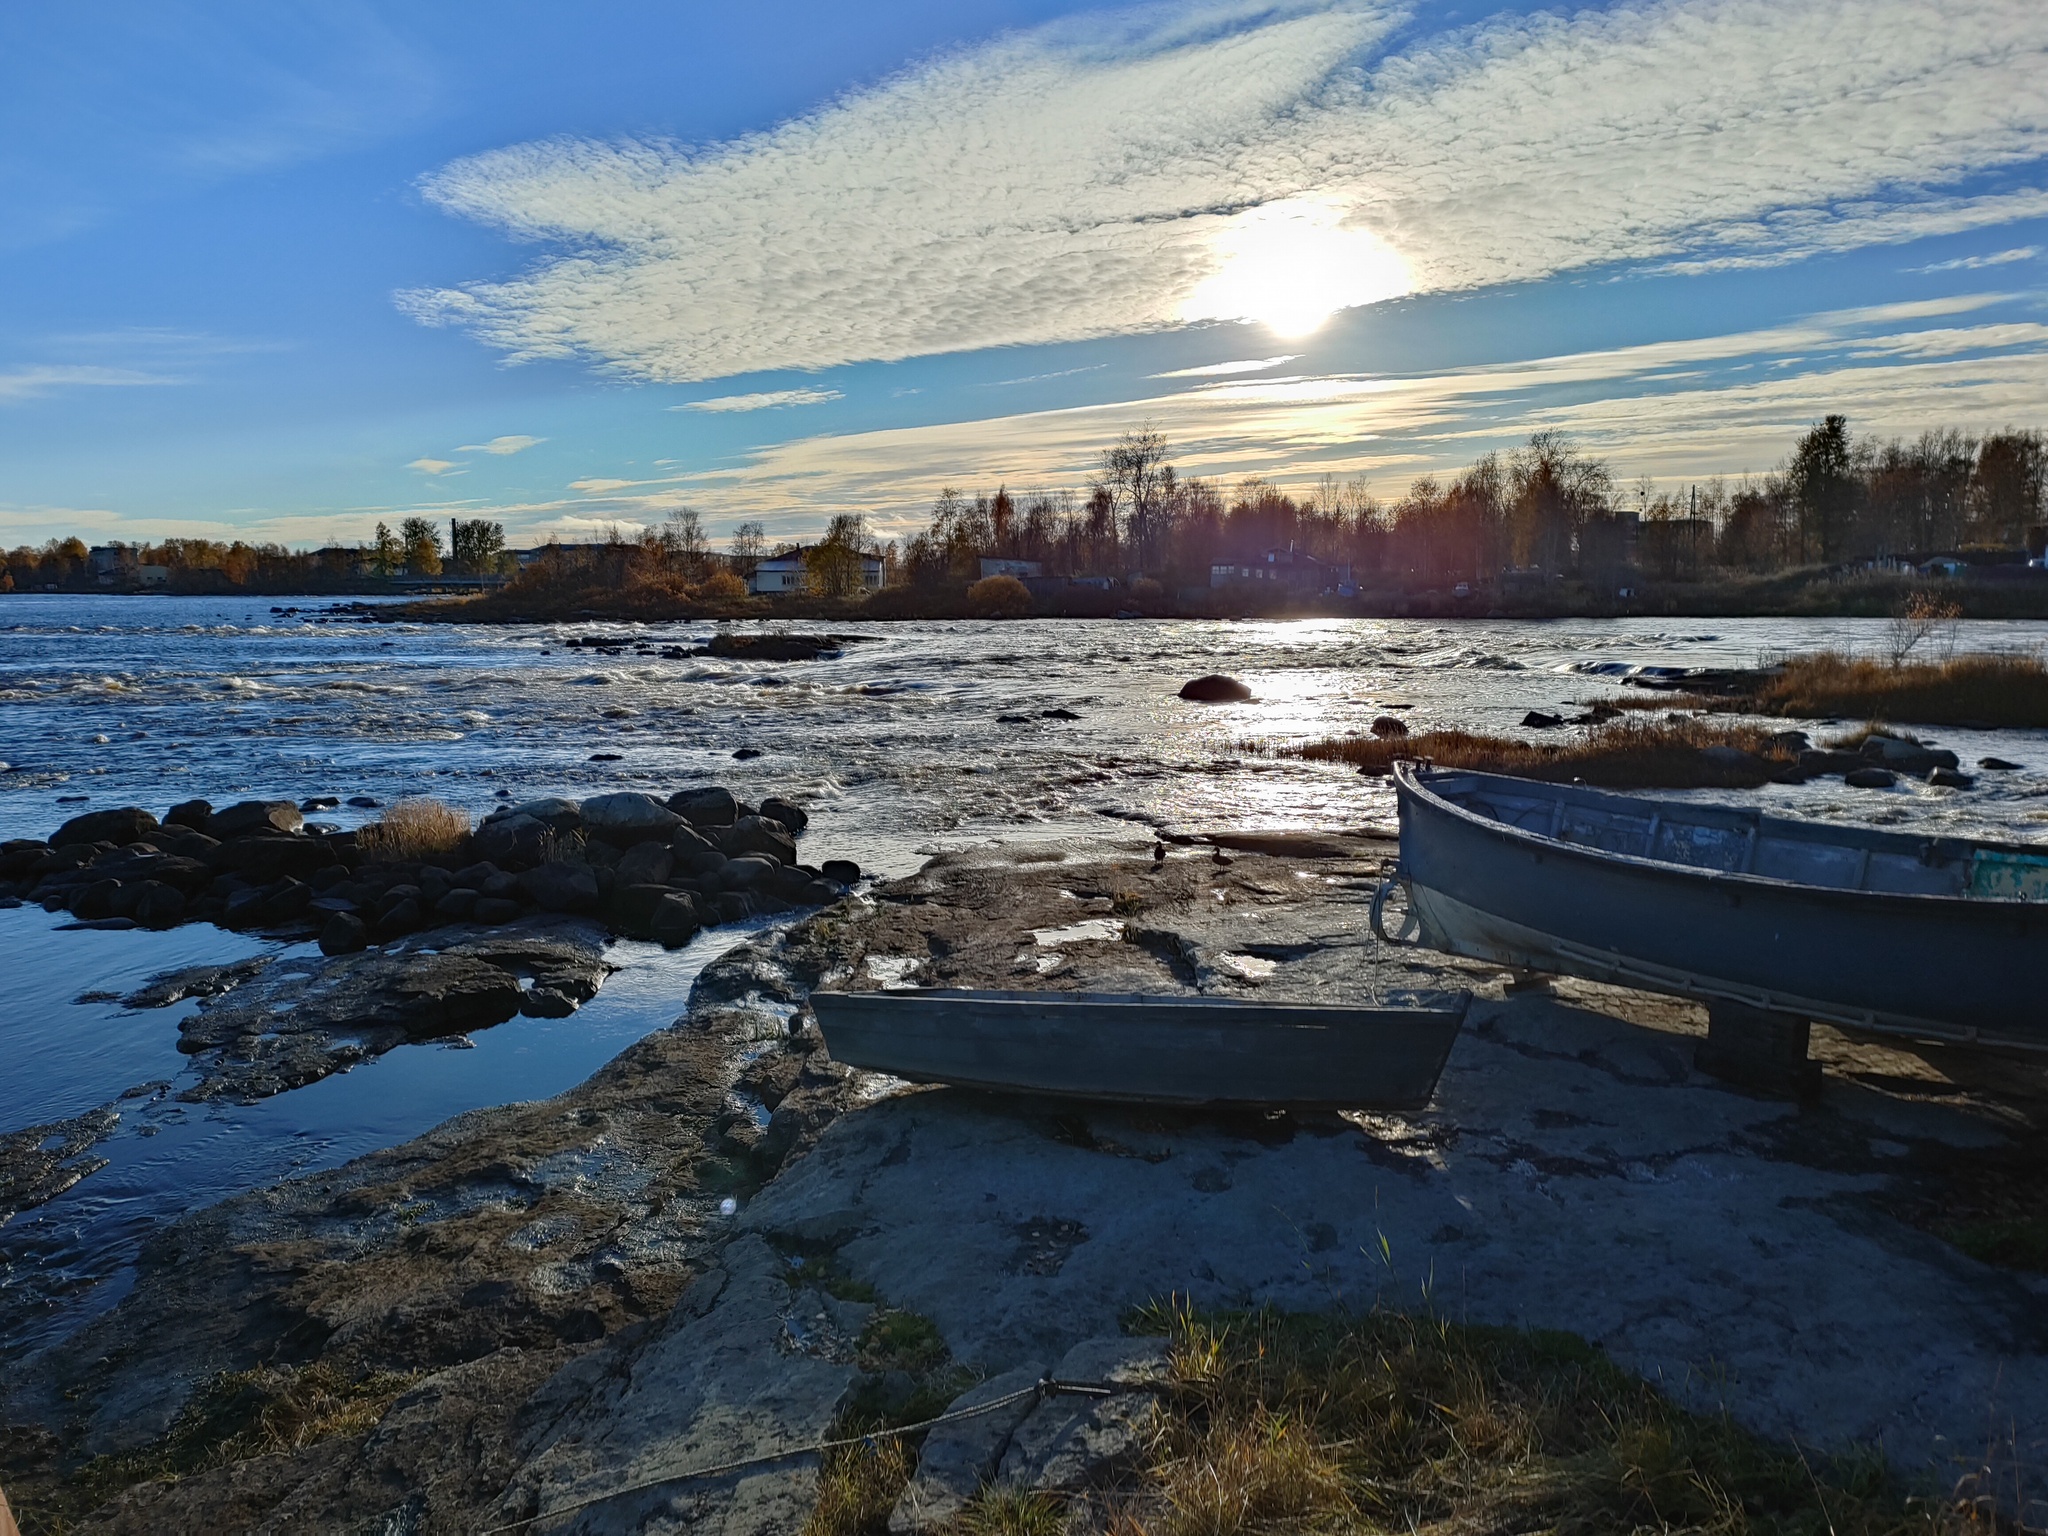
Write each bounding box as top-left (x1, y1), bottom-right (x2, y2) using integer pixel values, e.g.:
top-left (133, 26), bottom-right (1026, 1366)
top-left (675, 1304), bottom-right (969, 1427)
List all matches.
top-left (1749, 651), bottom-right (2048, 728)
top-left (354, 797), bottom-right (472, 861)
top-left (1279, 717), bottom-right (1804, 789)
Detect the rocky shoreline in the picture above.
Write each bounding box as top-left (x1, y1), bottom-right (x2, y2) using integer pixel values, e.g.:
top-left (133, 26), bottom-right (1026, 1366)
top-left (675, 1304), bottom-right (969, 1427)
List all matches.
top-left (4, 835), bottom-right (2046, 1530)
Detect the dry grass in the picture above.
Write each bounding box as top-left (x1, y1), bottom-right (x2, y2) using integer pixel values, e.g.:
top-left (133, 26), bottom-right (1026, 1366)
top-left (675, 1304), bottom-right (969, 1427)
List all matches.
top-left (1749, 652), bottom-right (2048, 728)
top-left (354, 796), bottom-right (472, 861)
top-left (64, 1363), bottom-right (420, 1516)
top-left (1104, 1304), bottom-right (1983, 1535)
top-left (806, 1436), bottom-right (919, 1536)
top-left (1279, 717), bottom-right (1805, 789)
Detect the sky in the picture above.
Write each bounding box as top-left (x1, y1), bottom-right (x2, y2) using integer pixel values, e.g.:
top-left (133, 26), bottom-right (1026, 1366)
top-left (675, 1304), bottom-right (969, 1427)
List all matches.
top-left (2, 0), bottom-right (2046, 551)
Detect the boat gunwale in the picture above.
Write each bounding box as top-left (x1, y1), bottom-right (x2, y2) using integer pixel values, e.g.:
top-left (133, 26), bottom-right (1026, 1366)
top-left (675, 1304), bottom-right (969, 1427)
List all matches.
top-left (1394, 760), bottom-right (2047, 915)
top-left (812, 987), bottom-right (1470, 1021)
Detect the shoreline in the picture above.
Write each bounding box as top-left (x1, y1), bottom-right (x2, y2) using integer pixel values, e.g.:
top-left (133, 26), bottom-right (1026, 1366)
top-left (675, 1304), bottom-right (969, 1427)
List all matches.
top-left (5, 835), bottom-right (2046, 1528)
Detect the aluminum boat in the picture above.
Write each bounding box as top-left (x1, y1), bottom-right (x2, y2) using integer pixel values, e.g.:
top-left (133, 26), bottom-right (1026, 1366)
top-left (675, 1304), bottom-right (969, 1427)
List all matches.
top-left (810, 987), bottom-right (1469, 1109)
top-left (1386, 760), bottom-right (2048, 1051)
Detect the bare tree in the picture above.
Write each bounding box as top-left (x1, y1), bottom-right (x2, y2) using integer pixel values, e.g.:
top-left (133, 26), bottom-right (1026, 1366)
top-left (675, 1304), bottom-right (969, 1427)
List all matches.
top-left (662, 507), bottom-right (708, 577)
top-left (728, 521), bottom-right (766, 579)
top-left (1099, 425), bottom-right (1171, 569)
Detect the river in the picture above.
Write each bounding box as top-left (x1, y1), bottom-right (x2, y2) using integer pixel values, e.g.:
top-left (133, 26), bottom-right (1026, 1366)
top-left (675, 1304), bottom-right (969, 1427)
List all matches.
top-left (4, 594), bottom-right (2046, 1359)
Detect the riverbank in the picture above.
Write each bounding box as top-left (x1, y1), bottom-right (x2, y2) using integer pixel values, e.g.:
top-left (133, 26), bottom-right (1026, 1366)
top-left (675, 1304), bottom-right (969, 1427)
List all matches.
top-left (6, 835), bottom-right (2044, 1530)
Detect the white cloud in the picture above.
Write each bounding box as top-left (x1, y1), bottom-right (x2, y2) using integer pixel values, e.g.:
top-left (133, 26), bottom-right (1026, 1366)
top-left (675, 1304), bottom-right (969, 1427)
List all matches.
top-left (675, 388), bottom-right (844, 412)
top-left (403, 0), bottom-right (2048, 382)
top-left (456, 434), bottom-right (545, 454)
top-left (629, 296), bottom-right (2048, 529)
top-left (569, 477), bottom-right (635, 493)
top-left (1910, 245), bottom-right (2041, 273)
top-left (408, 457), bottom-right (460, 474)
top-left (0, 364), bottom-right (176, 402)
top-left (1153, 355), bottom-right (1300, 378)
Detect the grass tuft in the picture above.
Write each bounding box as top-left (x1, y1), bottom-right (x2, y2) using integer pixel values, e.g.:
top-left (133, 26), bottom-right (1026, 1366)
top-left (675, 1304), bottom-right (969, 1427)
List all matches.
top-left (1276, 717), bottom-right (1805, 789)
top-left (956, 1487), bottom-right (1069, 1534)
top-left (804, 1434), bottom-right (917, 1536)
top-left (1107, 1301), bottom-right (1981, 1534)
top-left (355, 796), bottom-right (472, 861)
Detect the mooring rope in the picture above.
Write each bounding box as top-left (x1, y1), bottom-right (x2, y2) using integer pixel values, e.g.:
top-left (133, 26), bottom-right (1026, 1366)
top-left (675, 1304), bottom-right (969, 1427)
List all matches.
top-left (477, 1374), bottom-right (1119, 1534)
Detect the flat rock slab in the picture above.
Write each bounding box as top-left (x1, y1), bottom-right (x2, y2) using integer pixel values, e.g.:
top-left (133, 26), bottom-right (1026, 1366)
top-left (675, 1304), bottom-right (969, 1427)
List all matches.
top-left (494, 1236), bottom-right (858, 1536)
top-left (150, 918), bottom-right (614, 1101)
top-left (888, 1363), bottom-right (1046, 1534)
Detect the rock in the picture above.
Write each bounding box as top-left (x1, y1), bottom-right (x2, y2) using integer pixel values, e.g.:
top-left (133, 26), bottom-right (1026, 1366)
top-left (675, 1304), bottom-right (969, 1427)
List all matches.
top-left (1844, 766), bottom-right (1897, 789)
top-left (1702, 743), bottom-right (1759, 768)
top-left (670, 822), bottom-right (718, 859)
top-left (1928, 767), bottom-right (1975, 789)
top-left (889, 1364), bottom-right (1048, 1533)
top-left (489, 797), bottom-right (583, 832)
top-left (518, 863), bottom-right (601, 913)
top-left (473, 897), bottom-right (521, 925)
top-left (997, 1337), bottom-right (1170, 1492)
top-left (378, 897), bottom-right (425, 936)
top-left (1177, 674), bottom-right (1252, 702)
top-left (1860, 734), bottom-right (1959, 774)
top-left (1980, 757), bottom-right (2022, 771)
top-left (609, 883), bottom-right (673, 939)
top-left (433, 888), bottom-right (479, 921)
top-left (71, 879), bottom-right (122, 920)
top-left (759, 796), bottom-right (810, 833)
top-left (614, 840), bottom-right (675, 887)
top-left (209, 800), bottom-right (303, 839)
top-left (212, 834), bottom-right (336, 883)
top-left (720, 854), bottom-right (783, 890)
top-left (702, 632), bottom-right (843, 660)
top-left (132, 882), bottom-right (186, 929)
top-left (720, 816), bottom-right (798, 865)
top-left (1798, 748), bottom-right (1865, 778)
top-left (1041, 707), bottom-right (1081, 720)
top-left (580, 792), bottom-right (683, 847)
top-left (1522, 711), bottom-right (1564, 729)
top-left (164, 799), bottom-right (213, 831)
top-left (733, 746), bottom-right (764, 761)
top-left (346, 795), bottom-right (380, 809)
top-left (52, 807), bottom-right (158, 847)
top-left (821, 859), bottom-right (861, 886)
top-left (650, 892), bottom-right (707, 949)
top-left (299, 796), bottom-right (341, 812)
top-left (320, 912), bottom-right (369, 955)
top-left (1369, 715), bottom-right (1409, 738)
top-left (470, 815), bottom-right (552, 869)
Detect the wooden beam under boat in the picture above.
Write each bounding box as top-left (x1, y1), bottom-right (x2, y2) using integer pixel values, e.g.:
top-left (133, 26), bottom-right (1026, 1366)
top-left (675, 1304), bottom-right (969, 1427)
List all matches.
top-left (809, 988), bottom-right (1469, 1110)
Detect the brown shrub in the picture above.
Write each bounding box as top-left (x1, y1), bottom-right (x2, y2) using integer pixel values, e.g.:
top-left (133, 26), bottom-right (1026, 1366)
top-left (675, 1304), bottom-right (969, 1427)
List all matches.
top-left (1280, 717), bottom-right (1803, 789)
top-left (355, 797), bottom-right (471, 861)
top-left (966, 574), bottom-right (1033, 617)
top-left (695, 568), bottom-right (749, 602)
top-left (1751, 651), bottom-right (2048, 728)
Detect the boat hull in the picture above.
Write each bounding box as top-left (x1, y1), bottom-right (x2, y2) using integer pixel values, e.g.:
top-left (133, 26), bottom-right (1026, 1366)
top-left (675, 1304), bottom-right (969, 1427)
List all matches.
top-left (811, 988), bottom-right (1467, 1109)
top-left (1393, 763), bottom-right (2048, 1050)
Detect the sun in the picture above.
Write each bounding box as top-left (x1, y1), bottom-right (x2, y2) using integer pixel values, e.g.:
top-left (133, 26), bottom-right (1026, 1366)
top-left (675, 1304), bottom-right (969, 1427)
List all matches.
top-left (1179, 196), bottom-right (1410, 338)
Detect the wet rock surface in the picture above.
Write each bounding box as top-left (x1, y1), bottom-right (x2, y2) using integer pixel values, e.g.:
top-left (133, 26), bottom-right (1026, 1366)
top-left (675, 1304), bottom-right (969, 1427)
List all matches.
top-left (6, 838), bottom-right (2048, 1529)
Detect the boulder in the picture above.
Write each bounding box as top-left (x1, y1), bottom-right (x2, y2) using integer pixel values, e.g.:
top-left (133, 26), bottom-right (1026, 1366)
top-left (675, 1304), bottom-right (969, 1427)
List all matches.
top-left (470, 814), bottom-right (552, 870)
top-left (720, 816), bottom-right (797, 865)
top-left (610, 882), bottom-right (675, 939)
top-left (889, 1365), bottom-right (1048, 1533)
top-left (209, 800), bottom-right (303, 839)
top-left (1844, 766), bottom-right (1897, 789)
top-left (758, 796), bottom-right (809, 834)
top-left (650, 891), bottom-right (708, 949)
top-left (71, 879), bottom-right (123, 920)
top-left (1522, 711), bottom-right (1564, 729)
top-left (519, 862), bottom-right (601, 912)
top-left (164, 799), bottom-right (213, 831)
top-left (212, 835), bottom-right (336, 884)
top-left (132, 882), bottom-right (186, 929)
top-left (1860, 734), bottom-right (1959, 774)
top-left (377, 897), bottom-right (425, 936)
top-left (670, 823), bottom-right (718, 858)
top-left (472, 897), bottom-right (521, 925)
top-left (433, 888), bottom-right (479, 921)
top-left (581, 792), bottom-right (683, 847)
top-left (615, 840), bottom-right (675, 887)
top-left (720, 854), bottom-right (783, 891)
top-left (489, 797), bottom-right (582, 832)
top-left (1980, 757), bottom-right (2022, 771)
top-left (668, 786), bottom-right (739, 828)
top-left (52, 807), bottom-right (158, 847)
top-left (1369, 716), bottom-right (1409, 738)
top-left (997, 1337), bottom-right (1170, 1493)
top-left (1928, 767), bottom-right (1975, 789)
top-left (821, 859), bottom-right (861, 886)
top-left (319, 912), bottom-right (368, 955)
top-left (1177, 674), bottom-right (1252, 702)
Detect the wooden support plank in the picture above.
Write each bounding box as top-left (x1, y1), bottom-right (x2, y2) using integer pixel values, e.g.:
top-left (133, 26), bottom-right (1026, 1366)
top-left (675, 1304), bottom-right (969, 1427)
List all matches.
top-left (1696, 1000), bottom-right (1821, 1099)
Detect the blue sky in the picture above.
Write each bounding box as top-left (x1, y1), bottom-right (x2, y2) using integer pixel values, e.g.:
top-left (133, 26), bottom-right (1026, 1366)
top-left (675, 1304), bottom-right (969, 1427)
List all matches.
top-left (3, 0), bottom-right (2045, 550)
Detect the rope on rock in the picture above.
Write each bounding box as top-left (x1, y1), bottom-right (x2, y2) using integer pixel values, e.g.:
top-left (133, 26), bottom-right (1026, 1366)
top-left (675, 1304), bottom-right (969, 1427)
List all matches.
top-left (477, 1375), bottom-right (1120, 1534)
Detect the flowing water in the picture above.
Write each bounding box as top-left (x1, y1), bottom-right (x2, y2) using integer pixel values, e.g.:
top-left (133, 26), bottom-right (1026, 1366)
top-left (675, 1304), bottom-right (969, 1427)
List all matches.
top-left (4, 593), bottom-right (2048, 1358)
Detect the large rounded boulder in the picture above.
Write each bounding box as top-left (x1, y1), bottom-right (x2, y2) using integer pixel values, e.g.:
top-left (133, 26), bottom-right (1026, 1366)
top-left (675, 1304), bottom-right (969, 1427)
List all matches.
top-left (209, 800), bottom-right (303, 839)
top-left (580, 792), bottom-right (683, 847)
top-left (1178, 675), bottom-right (1253, 703)
top-left (668, 786), bottom-right (739, 828)
top-left (52, 806), bottom-right (159, 847)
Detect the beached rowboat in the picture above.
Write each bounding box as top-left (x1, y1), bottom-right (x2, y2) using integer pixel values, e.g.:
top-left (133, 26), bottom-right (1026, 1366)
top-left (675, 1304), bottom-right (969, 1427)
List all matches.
top-left (810, 987), bottom-right (1470, 1109)
top-left (1387, 761), bottom-right (2048, 1051)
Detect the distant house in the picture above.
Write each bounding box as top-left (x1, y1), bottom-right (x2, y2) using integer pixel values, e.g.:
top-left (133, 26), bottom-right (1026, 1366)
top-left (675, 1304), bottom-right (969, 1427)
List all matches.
top-left (748, 547), bottom-right (885, 596)
top-left (978, 557), bottom-right (1043, 580)
top-left (1210, 546), bottom-right (1354, 595)
top-left (135, 565), bottom-right (171, 588)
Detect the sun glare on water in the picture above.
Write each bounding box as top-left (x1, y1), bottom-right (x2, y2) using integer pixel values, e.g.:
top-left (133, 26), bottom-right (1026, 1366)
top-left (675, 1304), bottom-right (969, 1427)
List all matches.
top-left (1180, 196), bottom-right (1410, 338)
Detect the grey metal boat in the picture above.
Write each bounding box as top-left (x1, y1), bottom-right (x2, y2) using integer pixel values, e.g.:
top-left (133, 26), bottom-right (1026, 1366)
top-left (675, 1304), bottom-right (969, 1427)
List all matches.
top-left (1386, 760), bottom-right (2048, 1052)
top-left (810, 987), bottom-right (1469, 1109)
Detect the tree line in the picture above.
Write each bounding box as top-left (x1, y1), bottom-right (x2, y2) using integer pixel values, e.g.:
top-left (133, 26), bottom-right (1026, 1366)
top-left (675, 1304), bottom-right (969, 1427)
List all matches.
top-left (3, 518), bottom-right (511, 593)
